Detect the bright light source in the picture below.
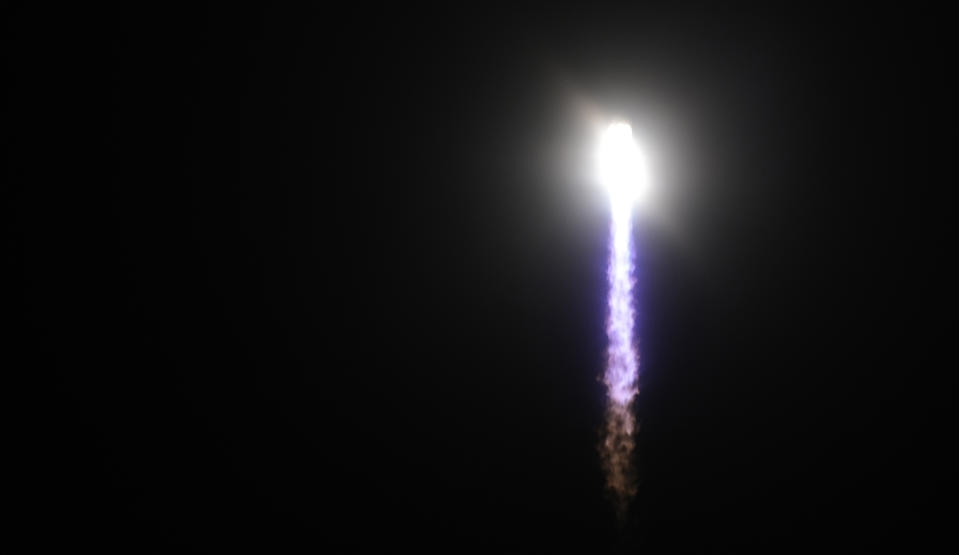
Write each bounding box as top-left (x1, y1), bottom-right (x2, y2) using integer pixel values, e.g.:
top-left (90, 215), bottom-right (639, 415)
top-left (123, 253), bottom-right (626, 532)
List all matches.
top-left (598, 122), bottom-right (649, 213)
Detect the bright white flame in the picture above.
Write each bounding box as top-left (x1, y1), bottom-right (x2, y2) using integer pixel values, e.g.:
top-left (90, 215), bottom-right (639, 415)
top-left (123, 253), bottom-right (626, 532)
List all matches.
top-left (598, 122), bottom-right (649, 215)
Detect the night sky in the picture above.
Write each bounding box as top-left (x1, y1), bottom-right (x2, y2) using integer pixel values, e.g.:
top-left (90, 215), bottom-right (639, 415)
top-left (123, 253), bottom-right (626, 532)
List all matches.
top-left (9, 5), bottom-right (950, 552)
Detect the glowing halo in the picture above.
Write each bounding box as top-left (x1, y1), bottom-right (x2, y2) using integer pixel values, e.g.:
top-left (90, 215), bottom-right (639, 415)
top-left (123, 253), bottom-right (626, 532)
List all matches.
top-left (597, 122), bottom-right (649, 218)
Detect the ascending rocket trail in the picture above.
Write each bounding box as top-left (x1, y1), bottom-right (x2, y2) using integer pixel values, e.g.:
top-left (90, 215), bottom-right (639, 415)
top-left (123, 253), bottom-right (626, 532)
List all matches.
top-left (602, 200), bottom-right (639, 515)
top-left (597, 122), bottom-right (646, 516)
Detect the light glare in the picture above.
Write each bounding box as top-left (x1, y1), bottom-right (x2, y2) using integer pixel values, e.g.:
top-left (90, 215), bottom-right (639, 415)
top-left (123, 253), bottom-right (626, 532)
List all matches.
top-left (598, 122), bottom-right (648, 213)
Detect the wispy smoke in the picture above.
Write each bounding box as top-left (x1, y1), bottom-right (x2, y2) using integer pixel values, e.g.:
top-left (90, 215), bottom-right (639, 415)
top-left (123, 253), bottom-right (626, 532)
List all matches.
top-left (601, 202), bottom-right (639, 517)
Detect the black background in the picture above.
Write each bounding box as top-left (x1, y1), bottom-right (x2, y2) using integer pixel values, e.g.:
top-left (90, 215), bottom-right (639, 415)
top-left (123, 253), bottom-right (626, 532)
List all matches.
top-left (8, 5), bottom-right (951, 552)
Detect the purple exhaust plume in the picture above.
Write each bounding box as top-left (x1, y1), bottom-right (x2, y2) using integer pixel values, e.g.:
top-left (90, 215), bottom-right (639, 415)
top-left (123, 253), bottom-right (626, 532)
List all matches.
top-left (601, 192), bottom-right (640, 517)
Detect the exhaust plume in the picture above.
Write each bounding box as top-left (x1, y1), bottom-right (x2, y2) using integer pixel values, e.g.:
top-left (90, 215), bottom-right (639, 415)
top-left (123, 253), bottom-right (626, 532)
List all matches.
top-left (597, 122), bottom-right (645, 517)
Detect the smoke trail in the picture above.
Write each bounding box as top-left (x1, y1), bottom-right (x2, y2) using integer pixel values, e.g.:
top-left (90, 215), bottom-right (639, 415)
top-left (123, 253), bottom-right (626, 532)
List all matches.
top-left (601, 197), bottom-right (639, 517)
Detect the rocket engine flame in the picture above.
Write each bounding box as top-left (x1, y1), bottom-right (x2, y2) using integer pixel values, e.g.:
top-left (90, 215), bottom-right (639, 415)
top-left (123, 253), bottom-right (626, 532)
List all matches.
top-left (598, 122), bottom-right (644, 516)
